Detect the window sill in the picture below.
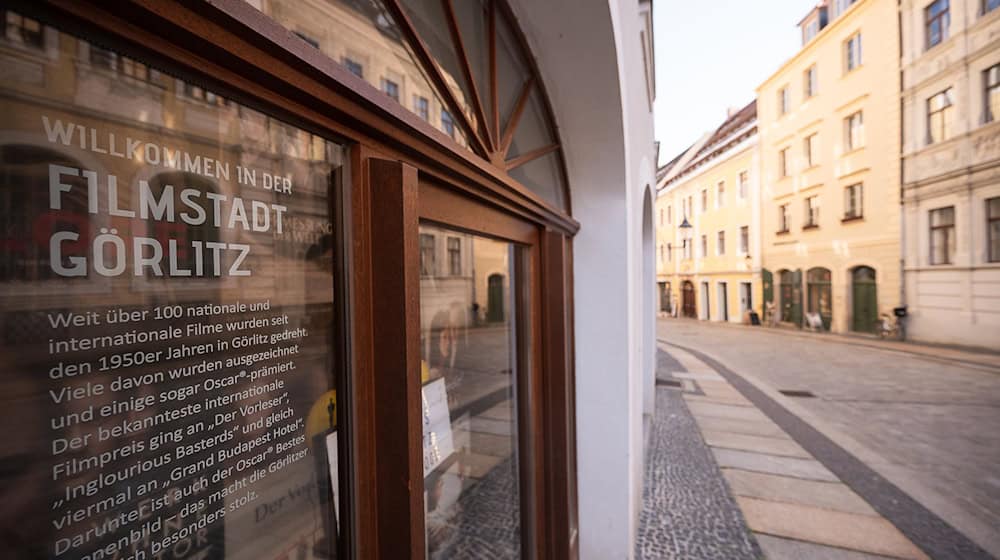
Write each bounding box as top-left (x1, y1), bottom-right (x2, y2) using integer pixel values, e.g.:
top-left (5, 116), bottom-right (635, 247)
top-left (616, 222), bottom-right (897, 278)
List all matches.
top-left (776, 229), bottom-right (791, 236)
top-left (802, 224), bottom-right (820, 231)
top-left (841, 146), bottom-right (865, 157)
top-left (842, 215), bottom-right (864, 223)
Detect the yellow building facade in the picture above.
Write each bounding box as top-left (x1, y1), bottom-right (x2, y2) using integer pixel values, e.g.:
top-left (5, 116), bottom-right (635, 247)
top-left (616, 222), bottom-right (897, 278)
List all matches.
top-left (656, 102), bottom-right (762, 324)
top-left (757, 0), bottom-right (901, 333)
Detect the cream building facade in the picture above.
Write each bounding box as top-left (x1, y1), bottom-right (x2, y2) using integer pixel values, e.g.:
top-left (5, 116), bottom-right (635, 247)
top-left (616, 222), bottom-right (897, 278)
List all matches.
top-left (757, 0), bottom-right (902, 334)
top-left (656, 102), bottom-right (762, 324)
top-left (900, 0), bottom-right (1000, 349)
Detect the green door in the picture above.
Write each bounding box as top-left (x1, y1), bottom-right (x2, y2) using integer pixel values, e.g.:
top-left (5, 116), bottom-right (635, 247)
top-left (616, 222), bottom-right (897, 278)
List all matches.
top-left (487, 273), bottom-right (505, 322)
top-left (851, 266), bottom-right (877, 333)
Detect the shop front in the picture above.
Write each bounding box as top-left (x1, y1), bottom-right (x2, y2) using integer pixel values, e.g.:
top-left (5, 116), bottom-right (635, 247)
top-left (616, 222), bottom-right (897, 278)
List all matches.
top-left (0, 0), bottom-right (594, 557)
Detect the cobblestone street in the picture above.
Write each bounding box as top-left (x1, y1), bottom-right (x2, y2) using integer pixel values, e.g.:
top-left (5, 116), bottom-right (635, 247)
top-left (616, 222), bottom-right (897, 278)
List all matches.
top-left (640, 317), bottom-right (1000, 559)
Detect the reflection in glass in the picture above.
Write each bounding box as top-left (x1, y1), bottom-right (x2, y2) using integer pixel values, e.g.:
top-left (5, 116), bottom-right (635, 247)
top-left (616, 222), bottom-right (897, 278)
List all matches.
top-left (253, 0), bottom-right (468, 147)
top-left (0, 17), bottom-right (344, 559)
top-left (419, 225), bottom-right (521, 559)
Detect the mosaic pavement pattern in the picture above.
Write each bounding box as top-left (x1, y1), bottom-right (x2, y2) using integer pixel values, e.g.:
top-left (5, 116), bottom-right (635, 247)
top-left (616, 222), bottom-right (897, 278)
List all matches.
top-left (635, 349), bottom-right (760, 560)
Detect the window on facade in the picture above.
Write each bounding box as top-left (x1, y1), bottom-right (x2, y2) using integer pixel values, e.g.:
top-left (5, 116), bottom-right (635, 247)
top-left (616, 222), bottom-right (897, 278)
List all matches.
top-left (441, 109), bottom-right (455, 138)
top-left (701, 189), bottom-right (708, 213)
top-left (89, 44), bottom-right (154, 83)
top-left (804, 133), bottom-right (818, 167)
top-left (804, 65), bottom-right (818, 98)
top-left (779, 147), bottom-right (789, 177)
top-left (414, 95), bottom-right (430, 120)
top-left (985, 64), bottom-right (1000, 123)
top-left (845, 111), bottom-right (864, 151)
top-left (804, 196), bottom-right (820, 228)
top-left (987, 0), bottom-right (1000, 14)
top-left (667, 242), bottom-right (673, 261)
top-left (717, 230), bottom-right (726, 255)
top-left (988, 197), bottom-right (1000, 262)
top-left (381, 78), bottom-right (399, 102)
top-left (927, 88), bottom-right (954, 144)
top-left (738, 171), bottom-right (749, 199)
top-left (926, 0), bottom-right (950, 49)
top-left (833, 0), bottom-right (859, 18)
top-left (4, 10), bottom-right (43, 48)
top-left (420, 233), bottom-right (436, 275)
top-left (700, 234), bottom-right (708, 257)
top-left (683, 235), bottom-right (692, 259)
top-left (447, 236), bottom-right (461, 275)
top-left (778, 86), bottom-right (790, 116)
top-left (740, 225), bottom-right (749, 254)
top-left (778, 204), bottom-right (790, 232)
top-left (930, 206), bottom-right (956, 265)
top-left (658, 244), bottom-right (664, 263)
top-left (845, 33), bottom-right (862, 72)
top-left (716, 181), bottom-right (725, 208)
top-left (343, 57), bottom-right (364, 78)
top-left (667, 205), bottom-right (673, 224)
top-left (844, 183), bottom-right (864, 219)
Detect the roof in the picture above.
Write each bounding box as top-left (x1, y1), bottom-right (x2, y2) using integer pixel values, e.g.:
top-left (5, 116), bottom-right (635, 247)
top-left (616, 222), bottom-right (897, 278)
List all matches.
top-left (658, 100), bottom-right (757, 189)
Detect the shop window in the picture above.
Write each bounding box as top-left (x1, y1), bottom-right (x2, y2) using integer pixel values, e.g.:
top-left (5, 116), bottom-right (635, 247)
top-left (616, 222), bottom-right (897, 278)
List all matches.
top-left (930, 206), bottom-right (956, 264)
top-left (927, 88), bottom-right (954, 144)
top-left (925, 0), bottom-right (950, 49)
top-left (0, 22), bottom-right (349, 559)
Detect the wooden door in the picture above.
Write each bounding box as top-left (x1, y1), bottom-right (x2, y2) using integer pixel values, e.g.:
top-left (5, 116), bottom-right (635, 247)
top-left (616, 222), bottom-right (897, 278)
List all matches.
top-left (682, 281), bottom-right (696, 318)
top-left (852, 266), bottom-right (877, 333)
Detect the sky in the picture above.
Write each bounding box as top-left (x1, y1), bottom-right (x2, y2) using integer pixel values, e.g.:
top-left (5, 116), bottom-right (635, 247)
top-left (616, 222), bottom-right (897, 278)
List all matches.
top-left (653, 0), bottom-right (817, 166)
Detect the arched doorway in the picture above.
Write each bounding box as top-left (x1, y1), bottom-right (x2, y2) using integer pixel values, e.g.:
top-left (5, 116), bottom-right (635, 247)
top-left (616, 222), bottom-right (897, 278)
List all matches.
top-left (682, 280), bottom-right (696, 318)
top-left (851, 266), bottom-right (877, 333)
top-left (806, 267), bottom-right (832, 330)
top-left (778, 269), bottom-right (802, 326)
top-left (487, 273), bottom-right (505, 322)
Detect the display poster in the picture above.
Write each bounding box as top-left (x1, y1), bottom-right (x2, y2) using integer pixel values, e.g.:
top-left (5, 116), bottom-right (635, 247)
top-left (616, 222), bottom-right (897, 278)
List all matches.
top-left (0, 18), bottom-right (343, 560)
top-left (421, 378), bottom-right (455, 477)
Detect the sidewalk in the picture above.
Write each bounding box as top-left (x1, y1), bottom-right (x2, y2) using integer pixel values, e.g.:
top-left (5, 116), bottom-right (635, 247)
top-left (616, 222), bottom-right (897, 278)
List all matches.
top-left (659, 314), bottom-right (1000, 373)
top-left (640, 343), bottom-right (931, 560)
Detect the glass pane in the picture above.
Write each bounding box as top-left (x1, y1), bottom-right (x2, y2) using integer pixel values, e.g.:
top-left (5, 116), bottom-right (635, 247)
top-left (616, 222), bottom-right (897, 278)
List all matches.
top-left (507, 86), bottom-right (555, 160)
top-left (398, 0), bottom-right (482, 139)
top-left (495, 9), bottom-right (530, 131)
top-left (0, 21), bottom-right (345, 559)
top-left (419, 225), bottom-right (521, 559)
top-left (508, 149), bottom-right (566, 210)
top-left (253, 0), bottom-right (469, 147)
top-left (452, 0), bottom-right (491, 136)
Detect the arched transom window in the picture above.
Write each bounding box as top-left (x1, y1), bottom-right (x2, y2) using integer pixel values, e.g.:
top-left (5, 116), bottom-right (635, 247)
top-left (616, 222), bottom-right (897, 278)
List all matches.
top-left (254, 0), bottom-right (569, 211)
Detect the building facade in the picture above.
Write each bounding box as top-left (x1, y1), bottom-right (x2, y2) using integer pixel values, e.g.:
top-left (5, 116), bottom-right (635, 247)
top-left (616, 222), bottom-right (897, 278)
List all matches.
top-left (900, 0), bottom-right (1000, 349)
top-left (757, 0), bottom-right (902, 334)
top-left (0, 1), bottom-right (657, 559)
top-left (656, 102), bottom-right (763, 325)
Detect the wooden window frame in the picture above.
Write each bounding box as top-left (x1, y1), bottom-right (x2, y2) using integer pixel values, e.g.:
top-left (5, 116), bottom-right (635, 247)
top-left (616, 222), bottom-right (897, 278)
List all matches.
top-left (929, 206), bottom-right (955, 265)
top-left (21, 1), bottom-right (583, 558)
top-left (925, 0), bottom-right (950, 50)
top-left (987, 197), bottom-right (1000, 263)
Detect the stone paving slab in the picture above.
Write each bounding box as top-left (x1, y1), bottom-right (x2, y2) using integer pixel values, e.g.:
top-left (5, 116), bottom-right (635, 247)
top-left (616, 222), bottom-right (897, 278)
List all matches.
top-left (693, 415), bottom-right (787, 438)
top-left (701, 429), bottom-right (811, 458)
top-left (684, 393), bottom-right (755, 407)
top-left (737, 496), bottom-right (930, 559)
top-left (712, 448), bottom-right (839, 482)
top-left (671, 371), bottom-right (724, 381)
top-left (756, 534), bottom-right (900, 560)
top-left (687, 400), bottom-right (771, 422)
top-left (722, 469), bottom-right (879, 516)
